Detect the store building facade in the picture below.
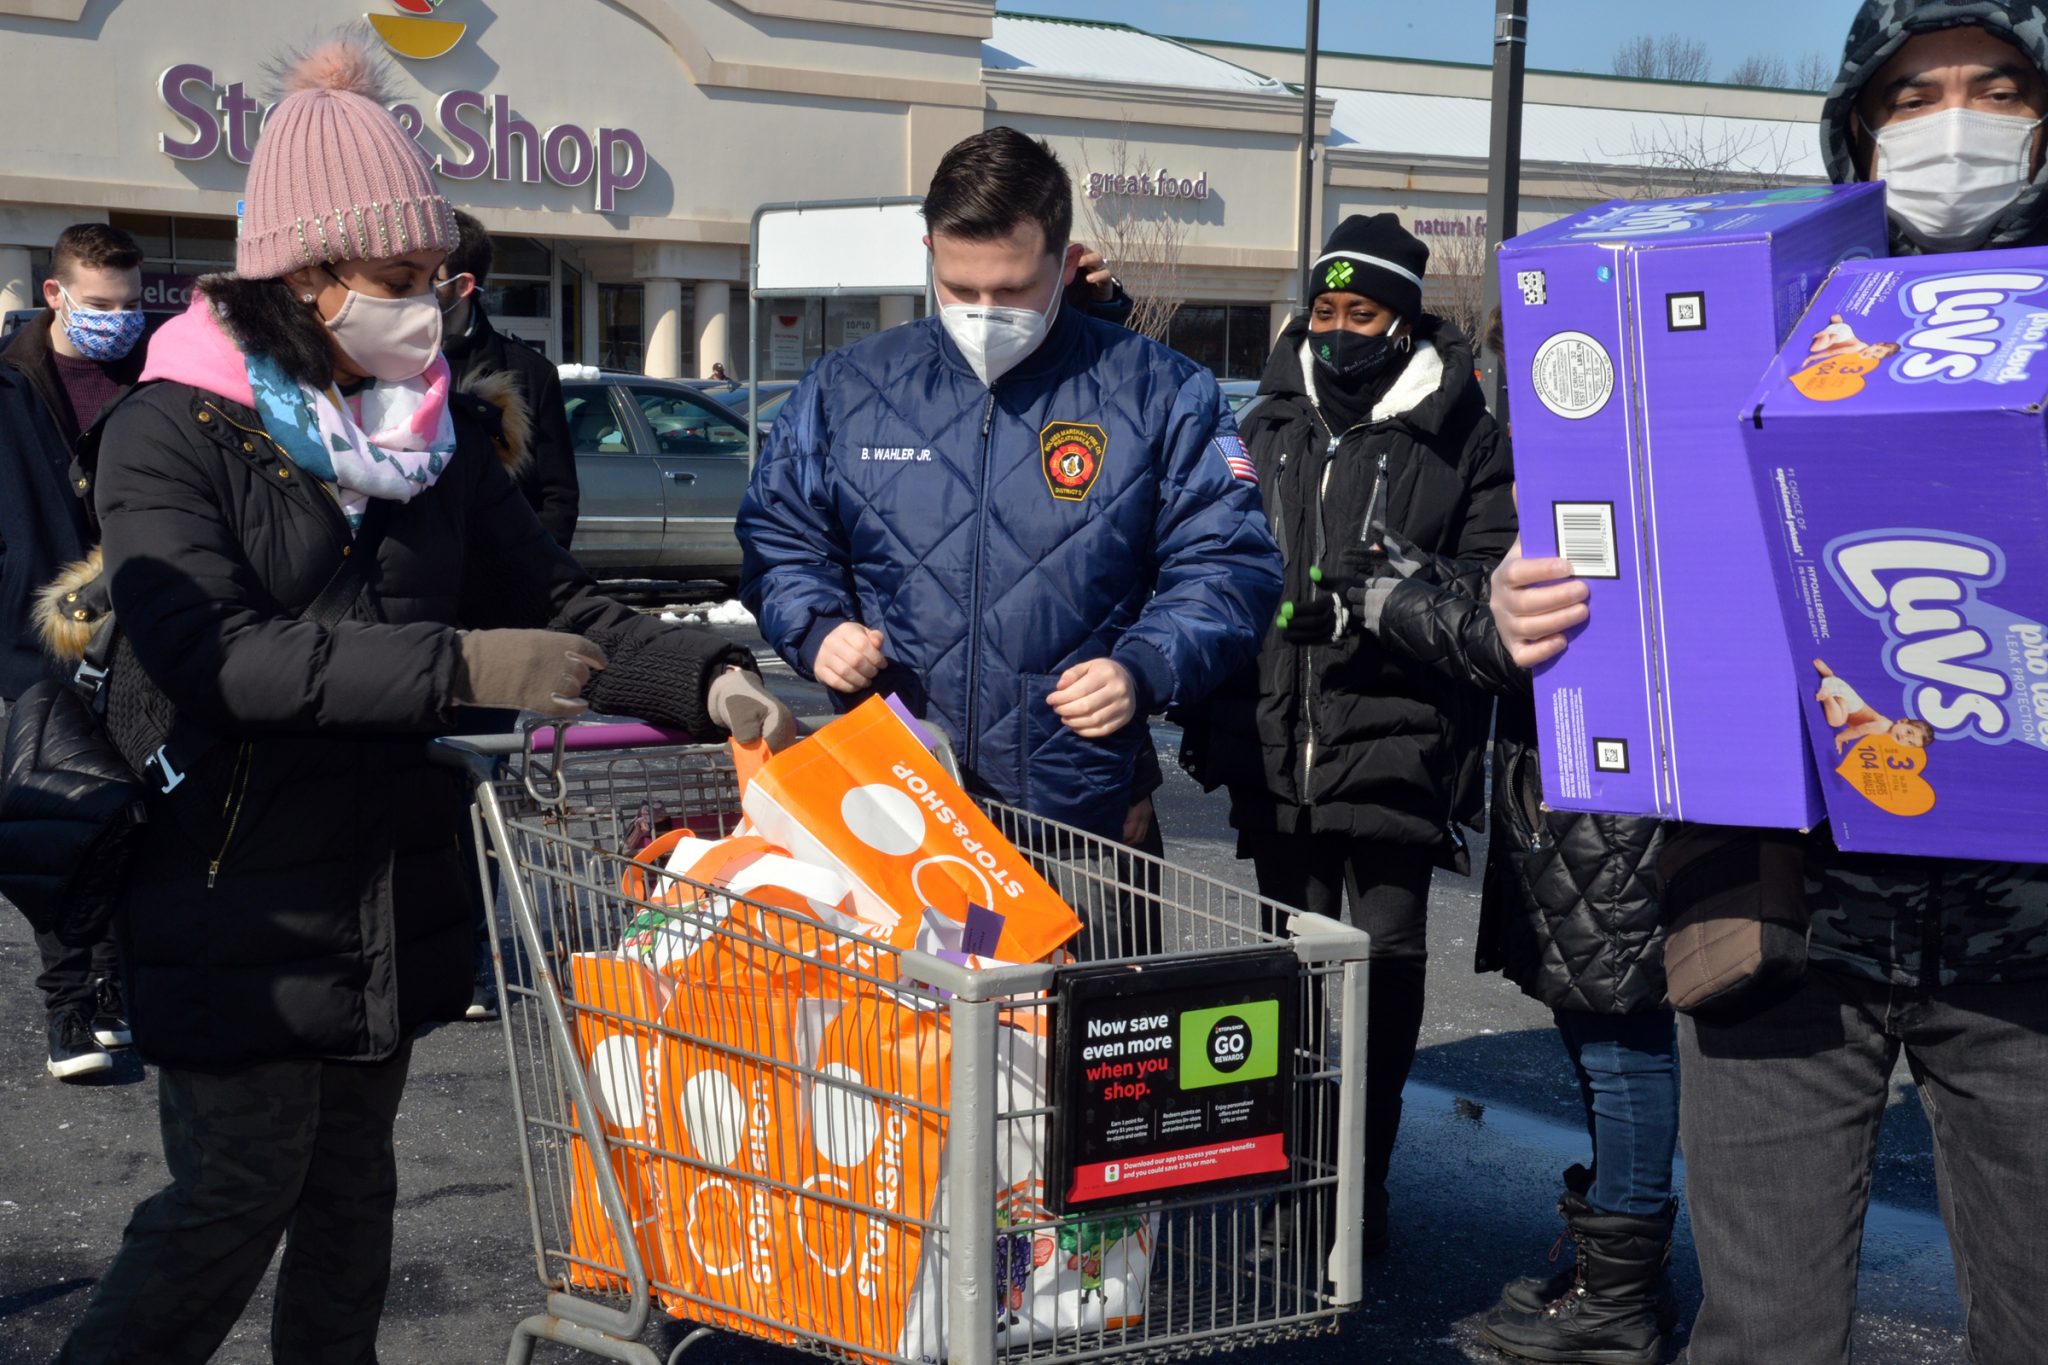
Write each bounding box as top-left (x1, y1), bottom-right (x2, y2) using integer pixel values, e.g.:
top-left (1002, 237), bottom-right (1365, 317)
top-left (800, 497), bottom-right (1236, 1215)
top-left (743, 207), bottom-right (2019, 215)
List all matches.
top-left (0, 1), bottom-right (1824, 382)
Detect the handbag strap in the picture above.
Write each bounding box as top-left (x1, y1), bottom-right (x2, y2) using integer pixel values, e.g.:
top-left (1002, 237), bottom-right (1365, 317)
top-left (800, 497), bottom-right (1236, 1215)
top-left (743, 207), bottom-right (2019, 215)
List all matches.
top-left (302, 498), bottom-right (393, 628)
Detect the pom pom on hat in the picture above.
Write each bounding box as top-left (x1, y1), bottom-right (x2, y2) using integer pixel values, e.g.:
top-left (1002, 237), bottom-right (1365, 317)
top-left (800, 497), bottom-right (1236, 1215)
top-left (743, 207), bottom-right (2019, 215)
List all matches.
top-left (237, 28), bottom-right (454, 278)
top-left (273, 31), bottom-right (396, 104)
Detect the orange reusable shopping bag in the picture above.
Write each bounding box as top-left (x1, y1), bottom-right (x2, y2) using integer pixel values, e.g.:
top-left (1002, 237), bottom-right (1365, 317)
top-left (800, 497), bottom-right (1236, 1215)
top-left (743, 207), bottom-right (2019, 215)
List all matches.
top-left (741, 696), bottom-right (1082, 964)
top-left (782, 989), bottom-right (953, 1362)
top-left (563, 954), bottom-right (683, 1296)
top-left (651, 982), bottom-right (819, 1343)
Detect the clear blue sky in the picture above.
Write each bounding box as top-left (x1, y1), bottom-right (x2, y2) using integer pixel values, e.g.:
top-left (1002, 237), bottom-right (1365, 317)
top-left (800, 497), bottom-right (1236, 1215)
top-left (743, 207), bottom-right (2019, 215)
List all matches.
top-left (995, 0), bottom-right (1868, 82)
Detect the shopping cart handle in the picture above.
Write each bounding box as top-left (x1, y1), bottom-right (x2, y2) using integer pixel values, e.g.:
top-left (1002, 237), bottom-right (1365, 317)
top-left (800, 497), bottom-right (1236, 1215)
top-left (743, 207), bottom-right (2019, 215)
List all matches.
top-left (526, 721), bottom-right (701, 751)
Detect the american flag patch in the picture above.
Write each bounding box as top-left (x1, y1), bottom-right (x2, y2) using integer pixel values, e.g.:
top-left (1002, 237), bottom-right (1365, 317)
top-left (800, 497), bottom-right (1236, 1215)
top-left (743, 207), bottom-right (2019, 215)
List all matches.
top-left (1216, 432), bottom-right (1257, 483)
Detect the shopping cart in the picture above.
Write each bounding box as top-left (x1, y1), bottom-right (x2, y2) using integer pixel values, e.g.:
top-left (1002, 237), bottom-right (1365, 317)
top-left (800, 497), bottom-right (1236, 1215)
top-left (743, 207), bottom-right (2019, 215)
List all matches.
top-left (437, 720), bottom-right (1374, 1365)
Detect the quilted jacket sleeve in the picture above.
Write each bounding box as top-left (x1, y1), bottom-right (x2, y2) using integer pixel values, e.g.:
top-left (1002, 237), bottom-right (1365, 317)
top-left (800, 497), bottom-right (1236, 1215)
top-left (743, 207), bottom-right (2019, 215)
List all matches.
top-left (1364, 539), bottom-right (1530, 701)
top-left (1111, 370), bottom-right (1283, 714)
top-left (736, 373), bottom-right (859, 678)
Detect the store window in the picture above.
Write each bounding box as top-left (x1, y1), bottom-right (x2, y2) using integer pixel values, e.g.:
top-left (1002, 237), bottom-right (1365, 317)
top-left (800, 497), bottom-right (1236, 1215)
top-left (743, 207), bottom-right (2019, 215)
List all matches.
top-left (558, 259), bottom-right (583, 365)
top-left (726, 298), bottom-right (751, 382)
top-left (482, 235), bottom-right (552, 353)
top-left (100, 212), bottom-right (236, 312)
top-left (674, 290), bottom-right (698, 380)
top-left (753, 295), bottom-right (882, 379)
top-left (1165, 303), bottom-right (1273, 381)
top-left (599, 283), bottom-right (643, 372)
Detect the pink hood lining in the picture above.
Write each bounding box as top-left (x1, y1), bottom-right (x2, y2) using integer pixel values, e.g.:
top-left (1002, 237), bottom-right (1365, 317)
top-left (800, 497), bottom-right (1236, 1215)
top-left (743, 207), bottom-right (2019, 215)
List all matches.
top-left (138, 295), bottom-right (256, 408)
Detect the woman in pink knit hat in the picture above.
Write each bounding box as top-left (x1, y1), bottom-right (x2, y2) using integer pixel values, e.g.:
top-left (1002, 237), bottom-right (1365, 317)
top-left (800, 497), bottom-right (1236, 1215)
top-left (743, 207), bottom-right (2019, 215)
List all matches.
top-left (49, 36), bottom-right (792, 1364)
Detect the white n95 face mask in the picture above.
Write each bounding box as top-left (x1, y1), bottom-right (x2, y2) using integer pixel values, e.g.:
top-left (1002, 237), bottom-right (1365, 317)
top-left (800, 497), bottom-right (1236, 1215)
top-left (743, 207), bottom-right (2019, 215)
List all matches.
top-left (940, 282), bottom-right (1061, 387)
top-left (1875, 107), bottom-right (2045, 249)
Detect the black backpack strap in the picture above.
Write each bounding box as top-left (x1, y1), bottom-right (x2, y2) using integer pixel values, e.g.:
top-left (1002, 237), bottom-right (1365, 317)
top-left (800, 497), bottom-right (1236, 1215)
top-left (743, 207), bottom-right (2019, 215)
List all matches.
top-left (302, 497), bottom-right (393, 628)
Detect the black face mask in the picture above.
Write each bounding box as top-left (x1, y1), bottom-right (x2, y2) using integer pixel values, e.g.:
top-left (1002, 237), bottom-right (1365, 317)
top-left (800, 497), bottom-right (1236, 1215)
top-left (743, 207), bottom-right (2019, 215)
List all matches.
top-left (1309, 326), bottom-right (1397, 387)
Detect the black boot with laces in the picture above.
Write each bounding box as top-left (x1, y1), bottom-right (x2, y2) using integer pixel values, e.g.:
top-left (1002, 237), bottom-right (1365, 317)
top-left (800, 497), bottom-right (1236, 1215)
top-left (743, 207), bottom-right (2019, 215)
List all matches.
top-left (1497, 1166), bottom-right (1679, 1333)
top-left (1479, 1192), bottom-right (1673, 1365)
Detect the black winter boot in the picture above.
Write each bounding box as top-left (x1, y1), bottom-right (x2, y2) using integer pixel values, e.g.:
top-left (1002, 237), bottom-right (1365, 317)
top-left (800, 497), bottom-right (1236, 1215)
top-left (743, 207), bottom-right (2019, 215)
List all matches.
top-left (1498, 1168), bottom-right (1679, 1334)
top-left (1498, 1165), bottom-right (1595, 1313)
top-left (1479, 1193), bottom-right (1673, 1365)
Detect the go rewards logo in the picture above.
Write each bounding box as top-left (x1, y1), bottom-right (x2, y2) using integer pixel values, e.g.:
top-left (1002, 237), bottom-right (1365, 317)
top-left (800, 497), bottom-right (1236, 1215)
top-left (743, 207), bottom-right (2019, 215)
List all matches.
top-left (1179, 999), bottom-right (1279, 1090)
top-left (367, 0), bottom-right (465, 61)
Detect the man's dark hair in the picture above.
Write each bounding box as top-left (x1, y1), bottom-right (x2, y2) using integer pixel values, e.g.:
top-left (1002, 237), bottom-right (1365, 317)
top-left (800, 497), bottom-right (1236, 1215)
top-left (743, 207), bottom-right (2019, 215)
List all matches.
top-left (443, 209), bottom-right (494, 285)
top-left (921, 127), bottom-right (1072, 255)
top-left (51, 223), bottom-right (143, 282)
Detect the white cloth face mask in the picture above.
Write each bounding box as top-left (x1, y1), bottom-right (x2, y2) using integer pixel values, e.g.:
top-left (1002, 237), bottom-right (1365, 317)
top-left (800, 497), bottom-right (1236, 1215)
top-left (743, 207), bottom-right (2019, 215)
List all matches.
top-left (324, 286), bottom-right (445, 383)
top-left (940, 279), bottom-right (1061, 387)
top-left (1875, 107), bottom-right (2045, 248)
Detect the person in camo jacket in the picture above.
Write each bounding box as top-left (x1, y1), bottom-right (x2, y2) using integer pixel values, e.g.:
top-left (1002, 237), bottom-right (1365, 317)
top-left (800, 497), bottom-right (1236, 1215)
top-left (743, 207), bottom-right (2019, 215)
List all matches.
top-left (1489, 5), bottom-right (2048, 1362)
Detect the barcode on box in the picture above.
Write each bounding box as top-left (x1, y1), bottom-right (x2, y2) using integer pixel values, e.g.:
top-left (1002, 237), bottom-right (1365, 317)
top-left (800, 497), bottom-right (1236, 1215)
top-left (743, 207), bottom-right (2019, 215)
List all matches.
top-left (1552, 501), bottom-right (1620, 579)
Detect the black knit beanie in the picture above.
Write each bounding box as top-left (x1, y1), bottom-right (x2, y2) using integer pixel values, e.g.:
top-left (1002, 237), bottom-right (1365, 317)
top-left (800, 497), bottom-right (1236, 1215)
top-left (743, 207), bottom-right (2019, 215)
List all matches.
top-left (1311, 213), bottom-right (1428, 319)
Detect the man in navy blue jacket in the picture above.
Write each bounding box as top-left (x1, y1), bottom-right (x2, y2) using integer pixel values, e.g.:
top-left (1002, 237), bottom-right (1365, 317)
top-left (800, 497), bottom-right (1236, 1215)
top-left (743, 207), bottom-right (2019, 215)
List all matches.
top-left (740, 128), bottom-right (1281, 854)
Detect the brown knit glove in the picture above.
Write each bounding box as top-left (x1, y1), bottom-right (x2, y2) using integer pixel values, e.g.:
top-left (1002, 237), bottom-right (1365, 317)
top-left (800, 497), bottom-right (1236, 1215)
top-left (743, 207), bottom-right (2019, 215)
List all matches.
top-left (454, 630), bottom-right (608, 718)
top-left (705, 665), bottom-right (798, 749)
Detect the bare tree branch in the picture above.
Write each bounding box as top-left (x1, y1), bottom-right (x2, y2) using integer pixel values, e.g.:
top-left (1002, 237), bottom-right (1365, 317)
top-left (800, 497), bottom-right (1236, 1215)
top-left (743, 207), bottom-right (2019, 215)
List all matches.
top-left (1419, 230), bottom-right (1491, 348)
top-left (1576, 118), bottom-right (1811, 201)
top-left (1612, 34), bottom-right (1659, 80)
top-left (1075, 128), bottom-right (1195, 343)
top-left (1611, 33), bottom-right (1712, 83)
top-left (1726, 52), bottom-right (1791, 88)
top-left (1796, 51), bottom-right (1835, 92)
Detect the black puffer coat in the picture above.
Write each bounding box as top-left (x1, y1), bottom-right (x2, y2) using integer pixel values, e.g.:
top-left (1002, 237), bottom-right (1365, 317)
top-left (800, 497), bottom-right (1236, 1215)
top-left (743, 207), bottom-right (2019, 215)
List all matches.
top-left (1, 310), bottom-right (152, 698)
top-left (77, 373), bottom-right (749, 1071)
top-left (443, 304), bottom-right (580, 548)
top-left (1368, 550), bottom-right (1668, 1014)
top-left (1178, 316), bottom-right (1515, 866)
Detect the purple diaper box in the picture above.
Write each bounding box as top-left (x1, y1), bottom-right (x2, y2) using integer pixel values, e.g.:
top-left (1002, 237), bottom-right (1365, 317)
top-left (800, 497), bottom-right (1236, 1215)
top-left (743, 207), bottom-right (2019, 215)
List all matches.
top-left (1498, 185), bottom-right (1887, 826)
top-left (1743, 253), bottom-right (2048, 861)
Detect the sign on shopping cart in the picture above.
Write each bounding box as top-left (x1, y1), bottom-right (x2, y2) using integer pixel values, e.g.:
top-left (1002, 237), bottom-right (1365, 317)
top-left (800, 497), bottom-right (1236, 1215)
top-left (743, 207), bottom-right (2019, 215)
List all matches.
top-left (1049, 949), bottom-right (1298, 1214)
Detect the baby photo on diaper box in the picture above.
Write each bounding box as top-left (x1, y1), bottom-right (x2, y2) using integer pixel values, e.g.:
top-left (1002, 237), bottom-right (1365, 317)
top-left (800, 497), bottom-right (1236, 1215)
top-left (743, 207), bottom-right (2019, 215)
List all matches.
top-left (1745, 251), bottom-right (2048, 861)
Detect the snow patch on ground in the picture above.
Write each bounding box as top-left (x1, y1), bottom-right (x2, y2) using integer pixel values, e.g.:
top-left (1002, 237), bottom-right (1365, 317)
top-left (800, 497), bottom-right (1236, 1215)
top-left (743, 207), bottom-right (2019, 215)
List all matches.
top-left (660, 599), bottom-right (755, 626)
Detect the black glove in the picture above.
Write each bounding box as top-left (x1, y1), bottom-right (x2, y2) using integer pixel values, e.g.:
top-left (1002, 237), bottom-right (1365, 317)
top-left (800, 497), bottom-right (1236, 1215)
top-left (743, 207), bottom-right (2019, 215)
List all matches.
top-left (1276, 567), bottom-right (1351, 645)
top-left (1338, 528), bottom-right (1429, 634)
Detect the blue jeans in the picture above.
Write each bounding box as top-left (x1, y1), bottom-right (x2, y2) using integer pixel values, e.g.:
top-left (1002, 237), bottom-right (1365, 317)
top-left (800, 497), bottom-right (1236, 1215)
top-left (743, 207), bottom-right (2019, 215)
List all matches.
top-left (1553, 1008), bottom-right (1679, 1217)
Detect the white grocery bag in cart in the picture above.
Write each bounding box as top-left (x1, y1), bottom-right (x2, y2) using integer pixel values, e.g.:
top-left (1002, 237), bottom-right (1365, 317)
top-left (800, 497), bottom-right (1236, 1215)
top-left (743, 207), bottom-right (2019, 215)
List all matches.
top-left (893, 1023), bottom-right (1157, 1360)
top-left (617, 830), bottom-right (874, 988)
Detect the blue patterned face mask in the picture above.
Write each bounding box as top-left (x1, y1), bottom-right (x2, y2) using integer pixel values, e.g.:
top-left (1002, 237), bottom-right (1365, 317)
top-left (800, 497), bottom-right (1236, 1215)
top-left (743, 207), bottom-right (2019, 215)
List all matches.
top-left (58, 284), bottom-right (145, 362)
